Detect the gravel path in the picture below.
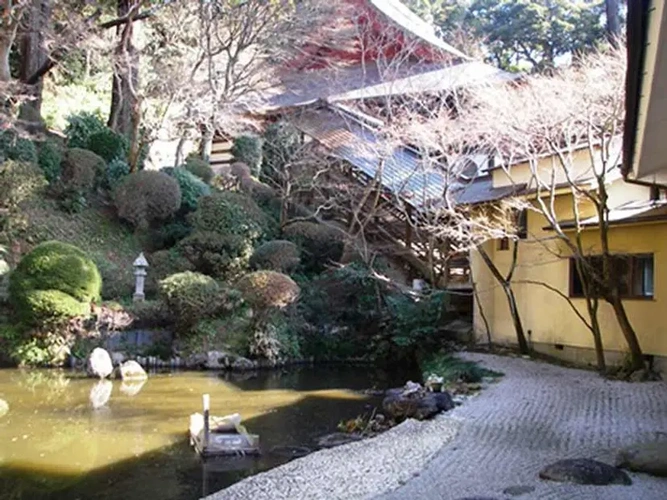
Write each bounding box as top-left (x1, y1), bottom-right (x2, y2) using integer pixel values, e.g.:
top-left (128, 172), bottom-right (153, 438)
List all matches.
top-left (207, 411), bottom-right (462, 500)
top-left (206, 353), bottom-right (667, 500)
top-left (379, 352), bottom-right (667, 500)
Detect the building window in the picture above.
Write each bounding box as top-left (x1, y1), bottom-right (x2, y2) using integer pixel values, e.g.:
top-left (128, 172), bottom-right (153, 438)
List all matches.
top-left (498, 238), bottom-right (510, 251)
top-left (569, 254), bottom-right (654, 299)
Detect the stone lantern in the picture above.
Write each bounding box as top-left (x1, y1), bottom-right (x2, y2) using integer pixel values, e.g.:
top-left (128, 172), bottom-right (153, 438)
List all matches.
top-left (133, 253), bottom-right (149, 302)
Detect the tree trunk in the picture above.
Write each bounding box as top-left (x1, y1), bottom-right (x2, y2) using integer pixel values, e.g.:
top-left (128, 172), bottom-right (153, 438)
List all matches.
top-left (0, 40), bottom-right (12, 81)
top-left (609, 295), bottom-right (645, 370)
top-left (18, 0), bottom-right (51, 122)
top-left (199, 123), bottom-right (213, 161)
top-left (127, 96), bottom-right (143, 172)
top-left (477, 245), bottom-right (530, 354)
top-left (587, 299), bottom-right (607, 373)
top-left (605, 0), bottom-right (621, 47)
top-left (573, 256), bottom-right (606, 372)
top-left (108, 0), bottom-right (139, 137)
top-left (504, 284), bottom-right (529, 354)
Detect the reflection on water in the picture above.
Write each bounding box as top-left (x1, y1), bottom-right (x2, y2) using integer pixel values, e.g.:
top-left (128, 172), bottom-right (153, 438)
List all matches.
top-left (0, 365), bottom-right (410, 500)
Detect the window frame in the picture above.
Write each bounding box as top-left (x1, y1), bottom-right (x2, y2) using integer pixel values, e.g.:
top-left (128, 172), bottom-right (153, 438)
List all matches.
top-left (569, 253), bottom-right (655, 300)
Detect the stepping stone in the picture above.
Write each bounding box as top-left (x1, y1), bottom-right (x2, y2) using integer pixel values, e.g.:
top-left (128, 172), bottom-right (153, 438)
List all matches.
top-left (456, 498), bottom-right (501, 500)
top-left (502, 485), bottom-right (536, 496)
top-left (616, 442), bottom-right (667, 477)
top-left (539, 458), bottom-right (632, 485)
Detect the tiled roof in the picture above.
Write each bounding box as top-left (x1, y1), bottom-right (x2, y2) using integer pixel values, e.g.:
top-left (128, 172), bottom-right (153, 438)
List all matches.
top-left (366, 0), bottom-right (470, 61)
top-left (260, 61), bottom-right (517, 113)
top-left (290, 106), bottom-right (524, 210)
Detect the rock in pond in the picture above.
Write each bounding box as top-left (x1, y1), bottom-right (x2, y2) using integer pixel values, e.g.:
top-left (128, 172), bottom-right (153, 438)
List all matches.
top-left (0, 398), bottom-right (8, 418)
top-left (87, 348), bottom-right (114, 379)
top-left (383, 381), bottom-right (454, 421)
top-left (231, 357), bottom-right (256, 371)
top-left (539, 458), bottom-right (632, 485)
top-left (120, 360), bottom-right (147, 381)
top-left (186, 351), bottom-right (239, 370)
top-left (616, 442), bottom-right (667, 477)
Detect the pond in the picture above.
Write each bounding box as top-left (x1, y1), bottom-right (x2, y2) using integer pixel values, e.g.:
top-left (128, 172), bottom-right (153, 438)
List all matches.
top-left (0, 365), bottom-right (411, 500)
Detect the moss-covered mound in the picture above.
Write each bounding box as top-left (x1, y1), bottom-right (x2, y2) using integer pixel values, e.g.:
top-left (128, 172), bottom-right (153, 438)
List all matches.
top-left (9, 241), bottom-right (101, 323)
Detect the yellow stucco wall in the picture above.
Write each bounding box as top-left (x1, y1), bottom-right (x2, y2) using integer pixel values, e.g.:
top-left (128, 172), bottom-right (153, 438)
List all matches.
top-left (472, 180), bottom-right (667, 359)
top-left (491, 144), bottom-right (621, 190)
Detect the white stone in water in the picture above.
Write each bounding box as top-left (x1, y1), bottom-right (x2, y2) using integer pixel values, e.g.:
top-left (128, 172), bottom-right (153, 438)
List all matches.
top-left (120, 360), bottom-right (148, 381)
top-left (0, 398), bottom-right (8, 418)
top-left (87, 348), bottom-right (114, 379)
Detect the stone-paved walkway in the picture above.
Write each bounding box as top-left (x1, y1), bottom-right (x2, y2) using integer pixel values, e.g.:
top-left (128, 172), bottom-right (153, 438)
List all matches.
top-left (207, 353), bottom-right (667, 500)
top-left (378, 352), bottom-right (667, 500)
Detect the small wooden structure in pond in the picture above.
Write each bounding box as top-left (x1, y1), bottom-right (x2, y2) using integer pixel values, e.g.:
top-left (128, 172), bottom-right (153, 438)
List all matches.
top-left (189, 394), bottom-right (260, 458)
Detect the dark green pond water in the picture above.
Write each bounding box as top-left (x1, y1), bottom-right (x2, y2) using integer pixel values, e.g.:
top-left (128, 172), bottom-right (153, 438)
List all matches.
top-left (0, 366), bottom-right (408, 500)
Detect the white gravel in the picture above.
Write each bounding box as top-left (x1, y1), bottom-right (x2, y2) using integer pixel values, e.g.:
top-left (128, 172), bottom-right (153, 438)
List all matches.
top-left (206, 353), bottom-right (667, 500)
top-left (206, 410), bottom-right (462, 500)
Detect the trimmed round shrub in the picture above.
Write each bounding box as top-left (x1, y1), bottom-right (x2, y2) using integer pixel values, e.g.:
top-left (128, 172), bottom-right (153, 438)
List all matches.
top-left (0, 160), bottom-right (47, 210)
top-left (147, 249), bottom-right (194, 294)
top-left (61, 148), bottom-right (105, 191)
top-left (236, 271), bottom-right (300, 310)
top-left (190, 191), bottom-right (271, 241)
top-left (250, 240), bottom-right (300, 272)
top-left (105, 158), bottom-right (131, 190)
top-left (20, 290), bottom-right (89, 321)
top-left (165, 167), bottom-right (211, 212)
top-left (231, 136), bottom-right (263, 176)
top-left (87, 128), bottom-right (129, 163)
top-left (114, 170), bottom-right (181, 228)
top-left (178, 230), bottom-right (253, 279)
top-left (230, 161), bottom-right (251, 179)
top-left (37, 140), bottom-right (63, 183)
top-left (159, 271), bottom-right (241, 330)
top-left (64, 112), bottom-right (106, 149)
top-left (283, 221), bottom-right (344, 272)
top-left (151, 220), bottom-right (193, 250)
top-left (184, 155), bottom-right (214, 184)
top-left (0, 130), bottom-right (38, 164)
top-left (9, 241), bottom-right (101, 323)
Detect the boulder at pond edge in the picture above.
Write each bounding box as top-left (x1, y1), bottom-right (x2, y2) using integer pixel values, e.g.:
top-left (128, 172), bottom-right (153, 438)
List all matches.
top-left (120, 360), bottom-right (148, 380)
top-left (87, 348), bottom-right (114, 379)
top-left (383, 381), bottom-right (454, 421)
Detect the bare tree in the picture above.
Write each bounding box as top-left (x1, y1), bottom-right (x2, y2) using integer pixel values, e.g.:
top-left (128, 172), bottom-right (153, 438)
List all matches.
top-left (451, 47), bottom-right (643, 371)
